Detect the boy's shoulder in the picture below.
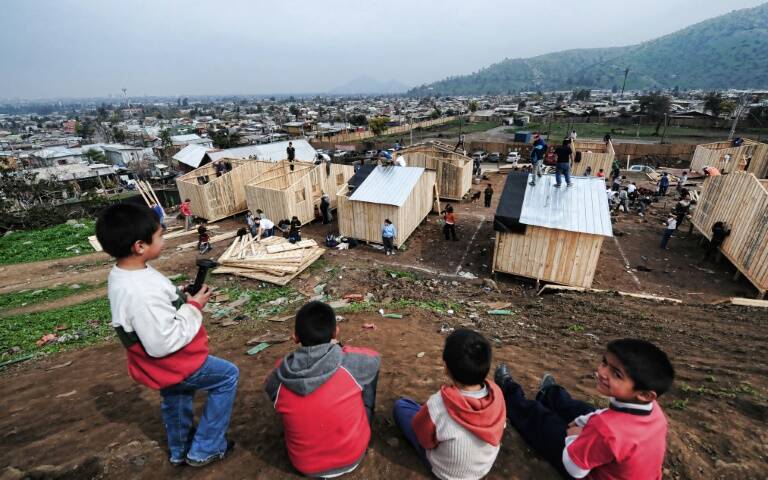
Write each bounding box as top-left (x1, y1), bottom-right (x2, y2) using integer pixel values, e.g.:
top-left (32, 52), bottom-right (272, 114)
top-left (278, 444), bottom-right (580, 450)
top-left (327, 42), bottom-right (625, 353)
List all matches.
top-left (341, 345), bottom-right (379, 357)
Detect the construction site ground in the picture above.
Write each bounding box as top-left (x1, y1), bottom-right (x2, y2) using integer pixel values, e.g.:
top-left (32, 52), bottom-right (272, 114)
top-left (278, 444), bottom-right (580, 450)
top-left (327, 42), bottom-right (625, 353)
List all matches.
top-left (1, 171), bottom-right (766, 480)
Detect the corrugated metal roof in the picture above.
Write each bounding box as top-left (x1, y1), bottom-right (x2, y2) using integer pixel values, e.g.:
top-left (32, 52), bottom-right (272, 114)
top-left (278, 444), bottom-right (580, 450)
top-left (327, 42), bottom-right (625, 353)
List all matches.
top-left (207, 140), bottom-right (316, 163)
top-left (519, 174), bottom-right (613, 237)
top-left (349, 166), bottom-right (425, 207)
top-left (172, 144), bottom-right (213, 168)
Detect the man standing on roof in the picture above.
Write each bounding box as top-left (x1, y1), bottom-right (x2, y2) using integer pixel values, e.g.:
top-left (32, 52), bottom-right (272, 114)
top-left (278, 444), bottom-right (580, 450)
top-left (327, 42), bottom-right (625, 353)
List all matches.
top-left (553, 139), bottom-right (573, 188)
top-left (454, 133), bottom-right (465, 153)
top-left (528, 134), bottom-right (547, 187)
top-left (287, 141), bottom-right (296, 172)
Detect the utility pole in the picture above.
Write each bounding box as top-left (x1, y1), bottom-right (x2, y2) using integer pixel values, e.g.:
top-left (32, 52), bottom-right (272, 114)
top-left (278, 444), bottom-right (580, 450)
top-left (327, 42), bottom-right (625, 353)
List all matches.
top-left (728, 94), bottom-right (749, 140)
top-left (659, 113), bottom-right (669, 144)
top-left (620, 68), bottom-right (630, 98)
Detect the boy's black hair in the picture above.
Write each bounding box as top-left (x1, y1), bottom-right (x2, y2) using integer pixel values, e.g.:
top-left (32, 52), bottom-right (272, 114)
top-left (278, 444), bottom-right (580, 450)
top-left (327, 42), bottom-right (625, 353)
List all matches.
top-left (607, 339), bottom-right (675, 396)
top-left (96, 203), bottom-right (160, 259)
top-left (295, 301), bottom-right (336, 346)
top-left (443, 329), bottom-right (491, 386)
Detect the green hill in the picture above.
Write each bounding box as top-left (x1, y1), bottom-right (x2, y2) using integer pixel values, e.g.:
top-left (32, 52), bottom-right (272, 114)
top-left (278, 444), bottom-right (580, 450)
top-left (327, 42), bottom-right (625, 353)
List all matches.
top-left (409, 3), bottom-right (768, 95)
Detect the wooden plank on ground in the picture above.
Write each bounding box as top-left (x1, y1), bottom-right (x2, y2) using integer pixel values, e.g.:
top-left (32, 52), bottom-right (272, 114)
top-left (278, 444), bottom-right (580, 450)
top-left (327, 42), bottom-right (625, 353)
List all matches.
top-left (164, 225), bottom-right (220, 240)
top-left (265, 239), bottom-right (318, 254)
top-left (728, 297), bottom-right (768, 308)
top-left (88, 235), bottom-right (103, 252)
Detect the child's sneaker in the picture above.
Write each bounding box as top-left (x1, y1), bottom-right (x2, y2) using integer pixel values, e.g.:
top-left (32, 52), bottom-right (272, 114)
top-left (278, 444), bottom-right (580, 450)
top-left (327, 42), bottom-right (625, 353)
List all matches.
top-left (494, 363), bottom-right (513, 386)
top-left (554, 184), bottom-right (562, 188)
top-left (186, 440), bottom-right (235, 468)
top-left (538, 373), bottom-right (557, 395)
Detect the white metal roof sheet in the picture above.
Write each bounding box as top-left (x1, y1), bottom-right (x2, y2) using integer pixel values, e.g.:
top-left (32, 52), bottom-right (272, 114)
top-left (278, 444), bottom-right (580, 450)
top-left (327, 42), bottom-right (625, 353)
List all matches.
top-left (349, 166), bottom-right (424, 207)
top-left (207, 139), bottom-right (316, 163)
top-left (519, 174), bottom-right (613, 237)
top-left (172, 144), bottom-right (212, 168)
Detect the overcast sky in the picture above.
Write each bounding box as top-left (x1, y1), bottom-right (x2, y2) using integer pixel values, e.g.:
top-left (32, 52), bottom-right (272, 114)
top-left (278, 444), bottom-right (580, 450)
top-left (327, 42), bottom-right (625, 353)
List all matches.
top-left (1, 0), bottom-right (764, 99)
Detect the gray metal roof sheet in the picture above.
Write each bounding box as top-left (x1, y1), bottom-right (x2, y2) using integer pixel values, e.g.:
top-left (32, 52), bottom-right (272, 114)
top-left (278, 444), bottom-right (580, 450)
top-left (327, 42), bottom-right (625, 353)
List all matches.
top-left (172, 144), bottom-right (212, 168)
top-left (519, 174), bottom-right (613, 237)
top-left (207, 139), bottom-right (316, 163)
top-left (349, 166), bottom-right (425, 207)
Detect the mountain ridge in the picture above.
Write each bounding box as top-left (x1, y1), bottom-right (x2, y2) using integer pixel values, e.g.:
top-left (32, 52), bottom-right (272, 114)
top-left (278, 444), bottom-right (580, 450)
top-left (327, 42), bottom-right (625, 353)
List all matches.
top-left (409, 3), bottom-right (768, 95)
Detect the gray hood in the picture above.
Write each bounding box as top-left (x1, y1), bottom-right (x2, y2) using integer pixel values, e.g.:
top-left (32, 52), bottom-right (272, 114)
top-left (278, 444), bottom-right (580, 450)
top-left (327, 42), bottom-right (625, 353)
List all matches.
top-left (276, 343), bottom-right (342, 396)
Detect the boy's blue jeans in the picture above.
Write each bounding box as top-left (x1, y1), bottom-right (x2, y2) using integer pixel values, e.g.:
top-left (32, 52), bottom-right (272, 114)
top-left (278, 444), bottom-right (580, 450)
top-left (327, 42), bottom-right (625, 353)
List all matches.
top-left (160, 355), bottom-right (239, 463)
top-left (392, 398), bottom-right (430, 469)
top-left (498, 377), bottom-right (595, 478)
top-left (555, 162), bottom-right (572, 186)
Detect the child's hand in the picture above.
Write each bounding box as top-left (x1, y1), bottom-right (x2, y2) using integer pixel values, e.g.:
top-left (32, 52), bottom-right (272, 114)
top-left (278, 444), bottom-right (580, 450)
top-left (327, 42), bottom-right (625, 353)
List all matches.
top-left (188, 284), bottom-right (212, 307)
top-left (567, 425), bottom-right (583, 437)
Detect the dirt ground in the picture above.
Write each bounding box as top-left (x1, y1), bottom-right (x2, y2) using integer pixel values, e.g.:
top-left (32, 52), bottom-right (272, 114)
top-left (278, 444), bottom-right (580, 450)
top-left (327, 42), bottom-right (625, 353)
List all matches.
top-left (1, 172), bottom-right (767, 480)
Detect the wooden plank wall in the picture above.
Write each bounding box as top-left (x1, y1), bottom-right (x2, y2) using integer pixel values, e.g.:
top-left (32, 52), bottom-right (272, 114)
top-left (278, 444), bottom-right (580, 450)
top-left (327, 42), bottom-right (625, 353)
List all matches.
top-left (492, 227), bottom-right (605, 288)
top-left (175, 159), bottom-right (273, 222)
top-left (691, 172), bottom-right (768, 294)
top-left (399, 146), bottom-right (472, 200)
top-left (336, 170), bottom-right (436, 247)
top-left (572, 140), bottom-right (615, 177)
top-left (689, 139), bottom-right (767, 175)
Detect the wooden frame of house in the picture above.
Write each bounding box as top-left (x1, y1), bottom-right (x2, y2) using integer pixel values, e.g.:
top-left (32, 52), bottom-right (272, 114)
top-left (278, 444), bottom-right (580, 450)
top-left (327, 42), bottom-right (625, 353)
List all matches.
top-left (491, 172), bottom-right (613, 288)
top-left (175, 159), bottom-right (274, 222)
top-left (396, 142), bottom-right (473, 200)
top-left (571, 140), bottom-right (615, 177)
top-left (688, 138), bottom-right (768, 177)
top-left (336, 166), bottom-right (436, 247)
top-left (244, 160), bottom-right (355, 225)
top-left (691, 172), bottom-right (768, 298)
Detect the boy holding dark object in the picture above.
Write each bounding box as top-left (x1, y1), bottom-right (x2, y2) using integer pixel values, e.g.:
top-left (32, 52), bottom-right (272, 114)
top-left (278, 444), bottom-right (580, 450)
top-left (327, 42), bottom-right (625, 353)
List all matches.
top-left (96, 203), bottom-right (239, 468)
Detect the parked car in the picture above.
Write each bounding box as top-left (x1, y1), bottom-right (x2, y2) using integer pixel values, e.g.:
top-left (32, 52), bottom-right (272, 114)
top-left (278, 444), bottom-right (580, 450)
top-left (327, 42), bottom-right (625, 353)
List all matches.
top-left (471, 151), bottom-right (487, 162)
top-left (364, 150), bottom-right (377, 159)
top-left (505, 151), bottom-right (521, 164)
top-left (628, 164), bottom-right (655, 173)
top-left (333, 150), bottom-right (349, 159)
top-left (488, 152), bottom-right (501, 163)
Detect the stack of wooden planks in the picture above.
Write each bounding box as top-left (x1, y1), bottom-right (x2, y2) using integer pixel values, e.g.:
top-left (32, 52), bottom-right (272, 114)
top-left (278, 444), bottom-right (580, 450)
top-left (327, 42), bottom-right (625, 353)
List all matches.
top-left (212, 235), bottom-right (325, 286)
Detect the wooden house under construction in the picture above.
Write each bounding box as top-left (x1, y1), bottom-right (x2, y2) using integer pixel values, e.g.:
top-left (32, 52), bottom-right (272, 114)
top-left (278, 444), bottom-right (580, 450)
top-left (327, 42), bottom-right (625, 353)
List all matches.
top-left (175, 159), bottom-right (273, 222)
top-left (570, 140), bottom-right (615, 177)
top-left (688, 138), bottom-right (768, 178)
top-left (691, 172), bottom-right (768, 298)
top-left (336, 165), bottom-right (436, 247)
top-left (396, 142), bottom-right (473, 200)
top-left (492, 172), bottom-right (613, 288)
top-left (244, 160), bottom-right (355, 225)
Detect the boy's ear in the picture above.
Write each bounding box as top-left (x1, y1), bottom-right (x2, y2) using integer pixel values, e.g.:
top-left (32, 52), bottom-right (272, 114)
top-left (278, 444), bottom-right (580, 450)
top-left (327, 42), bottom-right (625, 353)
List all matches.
top-left (635, 390), bottom-right (657, 403)
top-left (332, 325), bottom-right (339, 339)
top-left (130, 239), bottom-right (146, 256)
top-left (292, 332), bottom-right (300, 344)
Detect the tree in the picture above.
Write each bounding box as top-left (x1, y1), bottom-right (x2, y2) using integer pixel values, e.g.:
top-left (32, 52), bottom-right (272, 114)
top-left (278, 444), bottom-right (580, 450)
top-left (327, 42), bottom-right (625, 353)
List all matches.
top-left (112, 126), bottom-right (126, 143)
top-left (75, 120), bottom-right (94, 142)
top-left (349, 114), bottom-right (368, 127)
top-left (518, 100), bottom-right (527, 110)
top-left (160, 129), bottom-right (172, 150)
top-left (82, 149), bottom-right (106, 165)
top-left (704, 91), bottom-right (723, 117)
top-left (572, 89), bottom-right (591, 101)
top-left (368, 116), bottom-right (390, 136)
top-left (468, 100), bottom-right (479, 113)
top-left (289, 105), bottom-right (301, 120)
top-left (638, 91), bottom-right (671, 135)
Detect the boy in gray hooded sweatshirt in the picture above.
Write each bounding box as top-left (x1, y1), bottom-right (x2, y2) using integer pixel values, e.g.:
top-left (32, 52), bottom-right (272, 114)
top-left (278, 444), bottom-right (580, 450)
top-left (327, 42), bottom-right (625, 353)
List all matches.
top-left (265, 301), bottom-right (381, 477)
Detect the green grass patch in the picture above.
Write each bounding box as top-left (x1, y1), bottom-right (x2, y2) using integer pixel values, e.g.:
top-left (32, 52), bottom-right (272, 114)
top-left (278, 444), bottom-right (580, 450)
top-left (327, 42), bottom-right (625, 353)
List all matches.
top-left (0, 219), bottom-right (96, 265)
top-left (0, 297), bottom-right (113, 365)
top-left (0, 283), bottom-right (99, 311)
top-left (336, 298), bottom-right (461, 315)
top-left (382, 268), bottom-right (417, 280)
top-left (220, 285), bottom-right (298, 318)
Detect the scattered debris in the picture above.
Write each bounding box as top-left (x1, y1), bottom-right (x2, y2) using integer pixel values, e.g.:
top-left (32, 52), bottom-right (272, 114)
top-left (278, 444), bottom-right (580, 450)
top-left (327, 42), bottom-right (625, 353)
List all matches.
top-left (457, 271), bottom-right (477, 279)
top-left (327, 299), bottom-right (351, 309)
top-left (487, 309), bottom-right (513, 315)
top-left (227, 296), bottom-right (251, 309)
top-left (246, 343), bottom-right (272, 356)
top-left (246, 333), bottom-right (291, 345)
top-left (0, 354), bottom-right (34, 369)
top-left (55, 390), bottom-right (77, 398)
top-left (313, 284), bottom-right (326, 294)
top-left (342, 293), bottom-right (364, 302)
top-left (362, 323), bottom-right (377, 330)
top-left (36, 334), bottom-right (58, 347)
top-left (46, 361), bottom-right (73, 371)
top-left (439, 324), bottom-right (454, 334)
top-left (416, 352), bottom-right (425, 358)
top-left (270, 314), bottom-right (294, 323)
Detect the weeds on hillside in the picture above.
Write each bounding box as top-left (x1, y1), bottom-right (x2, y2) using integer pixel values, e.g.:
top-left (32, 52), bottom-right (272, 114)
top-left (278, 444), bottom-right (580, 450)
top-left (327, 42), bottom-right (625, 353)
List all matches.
top-left (0, 219), bottom-right (96, 265)
top-left (0, 283), bottom-right (99, 311)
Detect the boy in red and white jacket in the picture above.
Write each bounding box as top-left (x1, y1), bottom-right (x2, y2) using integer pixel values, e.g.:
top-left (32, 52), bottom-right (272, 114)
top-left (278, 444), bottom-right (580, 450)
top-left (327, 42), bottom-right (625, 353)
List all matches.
top-left (264, 301), bottom-right (380, 477)
top-left (495, 338), bottom-right (675, 479)
top-left (97, 204), bottom-right (239, 468)
top-left (393, 329), bottom-right (506, 480)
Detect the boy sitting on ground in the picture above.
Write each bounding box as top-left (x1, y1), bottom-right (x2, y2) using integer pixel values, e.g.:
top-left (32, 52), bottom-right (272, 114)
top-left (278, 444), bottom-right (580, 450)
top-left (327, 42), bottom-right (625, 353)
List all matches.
top-left (393, 329), bottom-right (506, 480)
top-left (264, 301), bottom-right (381, 477)
top-left (495, 338), bottom-right (674, 479)
top-left (96, 204), bottom-right (239, 467)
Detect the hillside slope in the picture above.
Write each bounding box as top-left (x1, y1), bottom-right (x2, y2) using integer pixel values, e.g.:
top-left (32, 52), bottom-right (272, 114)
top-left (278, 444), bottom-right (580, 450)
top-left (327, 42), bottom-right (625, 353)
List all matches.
top-left (410, 3), bottom-right (768, 95)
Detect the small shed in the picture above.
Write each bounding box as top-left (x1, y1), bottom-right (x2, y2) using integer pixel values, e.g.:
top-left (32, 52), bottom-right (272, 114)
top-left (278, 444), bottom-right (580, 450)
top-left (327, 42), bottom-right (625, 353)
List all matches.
top-left (571, 140), bottom-right (615, 177)
top-left (336, 166), bottom-right (436, 247)
top-left (492, 172), bottom-right (613, 288)
top-left (397, 142), bottom-right (473, 200)
top-left (175, 159), bottom-right (273, 222)
top-left (688, 138), bottom-right (768, 177)
top-left (244, 160), bottom-right (355, 225)
top-left (691, 172), bottom-right (768, 297)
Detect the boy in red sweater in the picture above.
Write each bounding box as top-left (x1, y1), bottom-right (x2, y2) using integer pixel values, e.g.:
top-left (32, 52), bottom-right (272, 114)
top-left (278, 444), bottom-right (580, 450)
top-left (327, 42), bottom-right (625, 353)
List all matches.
top-left (97, 204), bottom-right (239, 468)
top-left (393, 329), bottom-right (506, 480)
top-left (495, 338), bottom-right (675, 479)
top-left (264, 301), bottom-right (381, 477)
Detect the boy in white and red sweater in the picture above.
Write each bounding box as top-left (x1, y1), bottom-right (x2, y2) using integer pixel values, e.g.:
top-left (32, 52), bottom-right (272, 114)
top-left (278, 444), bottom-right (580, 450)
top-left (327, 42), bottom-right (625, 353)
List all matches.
top-left (393, 329), bottom-right (506, 480)
top-left (96, 203), bottom-right (239, 468)
top-left (495, 338), bottom-right (675, 479)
